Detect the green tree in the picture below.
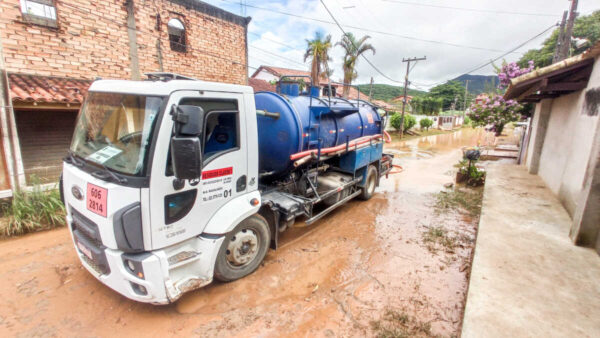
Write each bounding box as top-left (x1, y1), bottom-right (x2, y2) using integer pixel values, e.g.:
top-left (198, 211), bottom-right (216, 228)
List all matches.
top-left (429, 81), bottom-right (465, 111)
top-left (518, 10), bottom-right (600, 68)
top-left (419, 118), bottom-right (433, 130)
top-left (336, 32), bottom-right (376, 98)
top-left (304, 32), bottom-right (332, 86)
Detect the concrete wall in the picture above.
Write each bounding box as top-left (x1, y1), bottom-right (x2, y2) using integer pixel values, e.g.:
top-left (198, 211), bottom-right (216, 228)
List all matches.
top-left (535, 56), bottom-right (600, 217)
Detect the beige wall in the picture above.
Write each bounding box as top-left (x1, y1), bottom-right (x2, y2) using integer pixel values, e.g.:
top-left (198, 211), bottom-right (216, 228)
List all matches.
top-left (536, 56), bottom-right (600, 216)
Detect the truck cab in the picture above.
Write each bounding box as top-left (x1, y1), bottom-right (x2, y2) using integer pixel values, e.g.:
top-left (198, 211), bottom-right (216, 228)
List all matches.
top-left (63, 75), bottom-right (261, 303)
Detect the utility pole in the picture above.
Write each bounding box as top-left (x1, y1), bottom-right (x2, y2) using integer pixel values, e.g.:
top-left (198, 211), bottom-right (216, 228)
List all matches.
top-left (557, 0), bottom-right (578, 61)
top-left (553, 10), bottom-right (568, 63)
top-left (368, 77), bottom-right (374, 100)
top-left (400, 56), bottom-right (426, 138)
top-left (462, 80), bottom-right (469, 118)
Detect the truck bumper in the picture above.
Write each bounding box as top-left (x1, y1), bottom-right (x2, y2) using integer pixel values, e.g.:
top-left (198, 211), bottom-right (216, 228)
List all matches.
top-left (68, 214), bottom-right (225, 304)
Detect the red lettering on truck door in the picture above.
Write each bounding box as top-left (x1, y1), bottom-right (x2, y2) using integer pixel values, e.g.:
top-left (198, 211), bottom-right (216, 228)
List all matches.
top-left (202, 167), bottom-right (233, 180)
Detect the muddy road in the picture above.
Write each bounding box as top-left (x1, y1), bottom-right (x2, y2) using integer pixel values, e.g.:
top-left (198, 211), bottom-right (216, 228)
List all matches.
top-left (1, 129), bottom-right (489, 337)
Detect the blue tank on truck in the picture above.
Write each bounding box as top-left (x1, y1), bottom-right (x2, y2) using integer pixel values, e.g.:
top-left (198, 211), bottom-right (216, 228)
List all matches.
top-left (254, 83), bottom-right (383, 179)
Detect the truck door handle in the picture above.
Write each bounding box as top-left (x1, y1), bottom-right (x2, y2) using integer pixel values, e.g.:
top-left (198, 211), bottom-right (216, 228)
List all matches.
top-left (236, 175), bottom-right (247, 192)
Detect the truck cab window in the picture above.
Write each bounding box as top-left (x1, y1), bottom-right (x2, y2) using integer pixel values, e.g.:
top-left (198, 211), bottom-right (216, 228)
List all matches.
top-left (166, 99), bottom-right (238, 176)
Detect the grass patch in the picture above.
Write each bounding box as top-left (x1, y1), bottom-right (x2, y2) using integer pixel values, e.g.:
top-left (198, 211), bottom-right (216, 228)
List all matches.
top-left (434, 188), bottom-right (483, 217)
top-left (390, 128), bottom-right (458, 142)
top-left (0, 182), bottom-right (66, 237)
top-left (371, 309), bottom-right (435, 338)
top-left (422, 226), bottom-right (458, 253)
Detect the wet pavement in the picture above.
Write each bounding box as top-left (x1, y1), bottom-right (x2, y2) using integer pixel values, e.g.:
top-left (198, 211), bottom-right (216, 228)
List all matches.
top-left (0, 128), bottom-right (490, 337)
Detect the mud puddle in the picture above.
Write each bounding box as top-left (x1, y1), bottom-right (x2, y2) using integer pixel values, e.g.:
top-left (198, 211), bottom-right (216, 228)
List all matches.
top-left (0, 128), bottom-right (492, 337)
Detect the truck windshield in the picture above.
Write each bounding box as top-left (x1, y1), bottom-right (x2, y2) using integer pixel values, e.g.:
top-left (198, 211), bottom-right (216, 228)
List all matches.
top-left (70, 92), bottom-right (163, 176)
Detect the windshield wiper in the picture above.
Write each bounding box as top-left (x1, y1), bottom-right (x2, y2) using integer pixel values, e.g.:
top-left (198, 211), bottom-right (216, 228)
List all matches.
top-left (102, 165), bottom-right (128, 184)
top-left (91, 165), bottom-right (128, 184)
top-left (65, 151), bottom-right (84, 168)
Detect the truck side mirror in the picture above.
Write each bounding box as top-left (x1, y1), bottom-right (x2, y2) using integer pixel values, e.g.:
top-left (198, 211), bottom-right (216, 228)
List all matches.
top-left (170, 105), bottom-right (204, 180)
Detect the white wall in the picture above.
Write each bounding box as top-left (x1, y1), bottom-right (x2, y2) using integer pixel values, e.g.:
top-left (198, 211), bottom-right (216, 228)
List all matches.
top-left (536, 56), bottom-right (600, 216)
top-left (253, 69), bottom-right (278, 82)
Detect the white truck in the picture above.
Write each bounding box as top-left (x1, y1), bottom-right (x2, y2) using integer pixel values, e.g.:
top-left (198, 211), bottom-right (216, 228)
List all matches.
top-left (62, 73), bottom-right (393, 304)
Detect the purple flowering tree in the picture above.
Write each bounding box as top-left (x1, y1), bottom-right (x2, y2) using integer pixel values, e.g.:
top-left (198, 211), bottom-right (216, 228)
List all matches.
top-left (497, 60), bottom-right (534, 89)
top-left (468, 95), bottom-right (522, 136)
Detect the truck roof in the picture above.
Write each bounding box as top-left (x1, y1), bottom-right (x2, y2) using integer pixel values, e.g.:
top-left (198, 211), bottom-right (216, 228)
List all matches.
top-left (88, 79), bottom-right (254, 96)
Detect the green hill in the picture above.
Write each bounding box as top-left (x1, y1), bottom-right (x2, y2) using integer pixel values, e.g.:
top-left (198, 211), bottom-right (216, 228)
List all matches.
top-left (356, 84), bottom-right (427, 102)
top-left (452, 74), bottom-right (498, 95)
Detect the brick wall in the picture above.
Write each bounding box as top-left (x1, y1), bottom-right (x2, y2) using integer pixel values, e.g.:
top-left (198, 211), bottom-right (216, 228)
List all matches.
top-left (0, 0), bottom-right (247, 84)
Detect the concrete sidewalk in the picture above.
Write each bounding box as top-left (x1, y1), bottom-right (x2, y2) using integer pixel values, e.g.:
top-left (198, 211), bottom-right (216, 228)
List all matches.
top-left (462, 164), bottom-right (600, 337)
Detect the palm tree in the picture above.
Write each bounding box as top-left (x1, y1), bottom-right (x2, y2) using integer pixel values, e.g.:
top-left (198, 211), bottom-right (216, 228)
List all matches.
top-left (304, 32), bottom-right (333, 88)
top-left (336, 32), bottom-right (375, 98)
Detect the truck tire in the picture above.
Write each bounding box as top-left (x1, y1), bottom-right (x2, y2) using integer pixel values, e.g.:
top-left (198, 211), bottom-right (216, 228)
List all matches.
top-left (214, 214), bottom-right (271, 282)
top-left (359, 165), bottom-right (377, 200)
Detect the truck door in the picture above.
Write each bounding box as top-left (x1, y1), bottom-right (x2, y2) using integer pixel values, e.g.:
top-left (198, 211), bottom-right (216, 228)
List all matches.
top-left (148, 91), bottom-right (248, 249)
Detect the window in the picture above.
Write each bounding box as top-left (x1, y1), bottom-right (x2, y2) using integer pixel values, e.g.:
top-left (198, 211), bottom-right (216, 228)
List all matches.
top-left (322, 86), bottom-right (336, 97)
top-left (20, 0), bottom-right (57, 28)
top-left (168, 18), bottom-right (186, 52)
top-left (166, 99), bottom-right (239, 176)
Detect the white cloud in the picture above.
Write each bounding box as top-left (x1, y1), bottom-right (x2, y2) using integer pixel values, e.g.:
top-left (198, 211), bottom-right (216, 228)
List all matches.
top-left (206, 0), bottom-right (598, 89)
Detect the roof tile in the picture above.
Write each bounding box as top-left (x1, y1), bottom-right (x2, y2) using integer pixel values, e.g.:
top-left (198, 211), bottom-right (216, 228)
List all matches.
top-left (8, 73), bottom-right (92, 104)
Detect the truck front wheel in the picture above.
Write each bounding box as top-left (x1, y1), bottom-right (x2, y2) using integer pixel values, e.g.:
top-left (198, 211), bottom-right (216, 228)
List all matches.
top-left (214, 214), bottom-right (271, 282)
top-left (359, 165), bottom-right (377, 200)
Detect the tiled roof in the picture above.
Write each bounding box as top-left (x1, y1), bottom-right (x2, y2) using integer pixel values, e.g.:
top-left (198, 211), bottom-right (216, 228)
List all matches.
top-left (248, 78), bottom-right (276, 92)
top-left (8, 73), bottom-right (92, 104)
top-left (250, 65), bottom-right (371, 100)
top-left (251, 65), bottom-right (311, 79)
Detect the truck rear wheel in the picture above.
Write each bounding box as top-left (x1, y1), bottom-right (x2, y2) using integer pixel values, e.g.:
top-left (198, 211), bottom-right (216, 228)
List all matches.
top-left (359, 165), bottom-right (377, 200)
top-left (214, 214), bottom-right (271, 282)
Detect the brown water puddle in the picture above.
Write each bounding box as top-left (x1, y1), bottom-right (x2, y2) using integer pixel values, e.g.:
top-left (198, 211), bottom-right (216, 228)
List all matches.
top-left (0, 128), bottom-right (493, 337)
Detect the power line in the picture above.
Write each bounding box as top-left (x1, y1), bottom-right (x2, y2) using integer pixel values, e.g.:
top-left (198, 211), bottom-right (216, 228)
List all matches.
top-left (250, 45), bottom-right (307, 67)
top-left (247, 31), bottom-right (300, 50)
top-left (381, 0), bottom-right (559, 17)
top-left (320, 0), bottom-right (403, 84)
top-left (412, 23), bottom-right (559, 88)
top-left (218, 0), bottom-right (523, 54)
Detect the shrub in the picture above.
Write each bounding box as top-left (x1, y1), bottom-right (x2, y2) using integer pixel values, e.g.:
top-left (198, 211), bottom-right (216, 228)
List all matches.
top-left (403, 114), bottom-right (416, 131)
top-left (419, 118), bottom-right (433, 130)
top-left (389, 112), bottom-right (403, 131)
top-left (389, 113), bottom-right (417, 132)
top-left (1, 179), bottom-right (66, 237)
top-left (464, 115), bottom-right (471, 126)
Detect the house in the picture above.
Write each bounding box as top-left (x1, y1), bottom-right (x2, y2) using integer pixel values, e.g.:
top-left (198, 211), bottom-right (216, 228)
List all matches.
top-left (391, 95), bottom-right (413, 104)
top-left (0, 0), bottom-right (249, 196)
top-left (250, 65), bottom-right (368, 100)
top-left (248, 78), bottom-right (276, 92)
top-left (504, 41), bottom-right (600, 253)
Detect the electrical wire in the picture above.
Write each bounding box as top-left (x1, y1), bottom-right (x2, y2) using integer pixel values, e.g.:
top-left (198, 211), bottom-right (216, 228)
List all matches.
top-left (320, 0), bottom-right (403, 84)
top-left (218, 0), bottom-right (523, 54)
top-left (381, 0), bottom-right (559, 17)
top-left (410, 23), bottom-right (559, 88)
top-left (250, 45), bottom-right (307, 67)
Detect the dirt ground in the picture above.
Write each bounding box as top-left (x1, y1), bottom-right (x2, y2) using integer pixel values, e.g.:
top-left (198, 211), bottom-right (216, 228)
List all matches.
top-left (0, 128), bottom-right (492, 337)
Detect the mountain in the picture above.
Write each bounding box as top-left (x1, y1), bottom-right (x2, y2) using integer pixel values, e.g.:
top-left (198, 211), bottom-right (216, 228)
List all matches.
top-left (452, 74), bottom-right (498, 95)
top-left (356, 84), bottom-right (427, 102)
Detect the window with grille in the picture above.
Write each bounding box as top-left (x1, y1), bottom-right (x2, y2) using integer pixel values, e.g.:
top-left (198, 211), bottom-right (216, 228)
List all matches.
top-left (20, 0), bottom-right (57, 28)
top-left (168, 18), bottom-right (186, 53)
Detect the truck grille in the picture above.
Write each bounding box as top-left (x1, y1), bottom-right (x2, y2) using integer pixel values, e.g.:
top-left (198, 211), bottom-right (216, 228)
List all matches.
top-left (70, 206), bottom-right (102, 245)
top-left (70, 206), bottom-right (110, 275)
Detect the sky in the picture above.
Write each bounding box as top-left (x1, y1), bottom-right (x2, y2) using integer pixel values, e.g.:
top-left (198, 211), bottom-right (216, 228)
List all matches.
top-left (203, 0), bottom-right (598, 90)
